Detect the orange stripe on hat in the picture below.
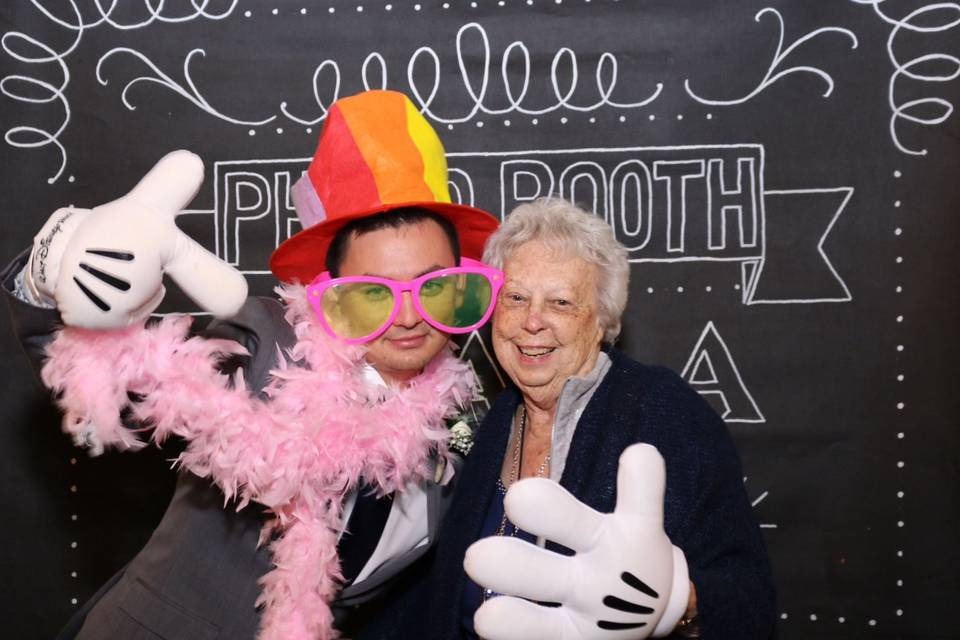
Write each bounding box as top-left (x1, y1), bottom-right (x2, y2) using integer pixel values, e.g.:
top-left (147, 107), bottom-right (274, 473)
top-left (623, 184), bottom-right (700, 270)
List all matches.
top-left (308, 104), bottom-right (381, 215)
top-left (338, 91), bottom-right (436, 205)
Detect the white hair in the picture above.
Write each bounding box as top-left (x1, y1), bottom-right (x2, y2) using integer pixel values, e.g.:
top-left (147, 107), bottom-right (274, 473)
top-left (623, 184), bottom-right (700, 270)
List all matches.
top-left (482, 197), bottom-right (630, 343)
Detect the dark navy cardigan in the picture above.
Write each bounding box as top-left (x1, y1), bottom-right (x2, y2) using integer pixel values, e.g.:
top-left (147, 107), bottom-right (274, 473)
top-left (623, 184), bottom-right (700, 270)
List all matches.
top-left (373, 348), bottom-right (776, 639)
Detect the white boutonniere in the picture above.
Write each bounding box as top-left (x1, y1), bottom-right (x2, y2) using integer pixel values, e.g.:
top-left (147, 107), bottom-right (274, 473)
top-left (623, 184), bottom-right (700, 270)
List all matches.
top-left (447, 417), bottom-right (476, 456)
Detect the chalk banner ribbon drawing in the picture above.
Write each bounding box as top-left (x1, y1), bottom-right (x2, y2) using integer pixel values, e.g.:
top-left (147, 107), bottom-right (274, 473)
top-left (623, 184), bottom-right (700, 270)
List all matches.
top-left (212, 145), bottom-right (853, 306)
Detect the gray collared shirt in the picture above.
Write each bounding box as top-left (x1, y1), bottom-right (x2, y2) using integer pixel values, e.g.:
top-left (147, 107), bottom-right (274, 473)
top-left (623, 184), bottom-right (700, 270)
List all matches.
top-left (547, 351), bottom-right (612, 482)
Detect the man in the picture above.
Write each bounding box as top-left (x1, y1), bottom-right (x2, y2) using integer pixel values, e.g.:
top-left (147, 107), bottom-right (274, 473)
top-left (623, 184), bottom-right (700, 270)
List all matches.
top-left (4, 90), bottom-right (499, 639)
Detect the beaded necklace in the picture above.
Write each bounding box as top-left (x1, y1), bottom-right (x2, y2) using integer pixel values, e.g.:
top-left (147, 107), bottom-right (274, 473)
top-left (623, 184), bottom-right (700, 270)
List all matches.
top-left (485, 405), bottom-right (551, 601)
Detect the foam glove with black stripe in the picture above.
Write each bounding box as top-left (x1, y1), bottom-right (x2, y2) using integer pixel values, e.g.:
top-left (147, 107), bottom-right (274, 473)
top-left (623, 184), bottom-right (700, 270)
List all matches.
top-left (24, 150), bottom-right (247, 329)
top-left (464, 444), bottom-right (690, 640)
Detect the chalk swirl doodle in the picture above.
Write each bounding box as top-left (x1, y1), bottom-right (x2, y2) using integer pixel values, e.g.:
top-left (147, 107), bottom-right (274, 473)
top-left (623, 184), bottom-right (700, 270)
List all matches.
top-left (279, 51), bottom-right (393, 125)
top-left (851, 0), bottom-right (960, 156)
top-left (96, 48), bottom-right (276, 126)
top-left (284, 22), bottom-right (663, 125)
top-left (684, 7), bottom-right (859, 106)
top-left (1, 0), bottom-right (238, 183)
top-left (408, 22), bottom-right (663, 123)
top-left (281, 59), bottom-right (342, 126)
top-left (1, 31), bottom-right (71, 185)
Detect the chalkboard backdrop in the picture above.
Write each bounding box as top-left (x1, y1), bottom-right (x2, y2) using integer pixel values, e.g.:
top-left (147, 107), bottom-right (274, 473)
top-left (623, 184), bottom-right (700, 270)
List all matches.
top-left (2, 1), bottom-right (958, 638)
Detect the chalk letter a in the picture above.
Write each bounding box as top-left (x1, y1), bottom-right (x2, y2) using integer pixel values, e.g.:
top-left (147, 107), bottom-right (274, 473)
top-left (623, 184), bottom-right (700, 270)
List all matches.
top-left (681, 322), bottom-right (765, 423)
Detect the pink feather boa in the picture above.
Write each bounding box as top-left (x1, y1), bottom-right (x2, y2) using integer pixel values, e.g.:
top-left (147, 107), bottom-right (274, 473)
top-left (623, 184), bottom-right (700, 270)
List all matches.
top-left (40, 284), bottom-right (477, 640)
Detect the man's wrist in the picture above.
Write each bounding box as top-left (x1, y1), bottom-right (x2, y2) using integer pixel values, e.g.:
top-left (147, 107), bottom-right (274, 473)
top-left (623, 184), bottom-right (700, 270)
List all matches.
top-left (16, 266), bottom-right (54, 308)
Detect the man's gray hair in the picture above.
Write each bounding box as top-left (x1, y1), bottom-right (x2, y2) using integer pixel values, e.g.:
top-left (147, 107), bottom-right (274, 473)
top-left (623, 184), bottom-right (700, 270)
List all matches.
top-left (482, 197), bottom-right (630, 343)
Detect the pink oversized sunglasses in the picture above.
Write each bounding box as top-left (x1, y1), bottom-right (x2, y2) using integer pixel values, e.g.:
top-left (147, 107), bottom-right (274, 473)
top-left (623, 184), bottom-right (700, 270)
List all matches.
top-left (306, 258), bottom-right (504, 344)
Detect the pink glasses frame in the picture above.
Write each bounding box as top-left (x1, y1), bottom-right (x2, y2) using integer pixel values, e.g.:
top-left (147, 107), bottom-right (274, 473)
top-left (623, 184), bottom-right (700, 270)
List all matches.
top-left (306, 257), bottom-right (504, 344)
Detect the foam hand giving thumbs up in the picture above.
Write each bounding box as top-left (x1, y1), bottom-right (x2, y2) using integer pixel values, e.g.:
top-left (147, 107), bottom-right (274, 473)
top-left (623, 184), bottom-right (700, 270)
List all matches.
top-left (24, 150), bottom-right (247, 329)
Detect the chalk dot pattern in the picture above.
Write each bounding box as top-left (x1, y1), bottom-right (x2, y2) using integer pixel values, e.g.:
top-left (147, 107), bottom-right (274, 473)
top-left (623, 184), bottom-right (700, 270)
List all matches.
top-left (69, 458), bottom-right (79, 607)
top-left (893, 168), bottom-right (905, 628)
top-left (769, 125), bottom-right (908, 637)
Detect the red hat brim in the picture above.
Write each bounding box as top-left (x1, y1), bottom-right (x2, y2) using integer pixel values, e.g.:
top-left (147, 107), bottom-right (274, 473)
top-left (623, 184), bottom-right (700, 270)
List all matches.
top-left (269, 201), bottom-right (500, 284)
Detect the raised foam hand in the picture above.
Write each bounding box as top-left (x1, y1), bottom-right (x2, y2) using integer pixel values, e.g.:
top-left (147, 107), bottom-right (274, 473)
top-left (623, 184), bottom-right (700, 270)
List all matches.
top-left (464, 444), bottom-right (690, 640)
top-left (26, 150), bottom-right (248, 329)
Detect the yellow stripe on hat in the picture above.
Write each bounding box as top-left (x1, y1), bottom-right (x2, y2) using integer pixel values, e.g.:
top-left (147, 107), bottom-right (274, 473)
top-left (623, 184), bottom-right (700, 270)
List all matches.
top-left (405, 99), bottom-right (451, 204)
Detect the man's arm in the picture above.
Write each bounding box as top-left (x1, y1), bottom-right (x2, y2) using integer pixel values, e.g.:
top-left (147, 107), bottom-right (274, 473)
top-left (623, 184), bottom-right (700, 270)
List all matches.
top-left (201, 295), bottom-right (295, 394)
top-left (2, 248), bottom-right (62, 380)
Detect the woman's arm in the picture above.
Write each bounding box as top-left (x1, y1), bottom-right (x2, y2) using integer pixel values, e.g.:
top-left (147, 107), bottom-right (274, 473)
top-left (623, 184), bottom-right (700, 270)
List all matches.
top-left (663, 377), bottom-right (776, 640)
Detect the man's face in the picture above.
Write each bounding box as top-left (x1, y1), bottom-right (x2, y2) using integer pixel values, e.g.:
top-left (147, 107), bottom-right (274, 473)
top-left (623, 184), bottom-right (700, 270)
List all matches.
top-left (337, 218), bottom-right (456, 385)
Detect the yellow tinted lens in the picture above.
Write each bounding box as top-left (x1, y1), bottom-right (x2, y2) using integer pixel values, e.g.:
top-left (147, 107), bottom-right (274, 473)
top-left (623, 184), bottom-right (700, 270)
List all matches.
top-left (321, 282), bottom-right (395, 339)
top-left (419, 273), bottom-right (492, 329)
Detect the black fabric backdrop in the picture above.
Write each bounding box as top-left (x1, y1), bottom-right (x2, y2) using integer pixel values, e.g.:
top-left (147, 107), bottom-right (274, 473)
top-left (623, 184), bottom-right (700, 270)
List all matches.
top-left (2, 1), bottom-right (959, 638)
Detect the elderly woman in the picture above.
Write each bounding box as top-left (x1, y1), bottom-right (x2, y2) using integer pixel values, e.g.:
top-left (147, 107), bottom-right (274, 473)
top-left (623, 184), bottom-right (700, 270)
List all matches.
top-left (366, 198), bottom-right (775, 639)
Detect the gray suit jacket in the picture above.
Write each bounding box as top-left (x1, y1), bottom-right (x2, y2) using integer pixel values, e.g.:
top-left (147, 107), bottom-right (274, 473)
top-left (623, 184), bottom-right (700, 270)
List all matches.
top-left (3, 251), bottom-right (457, 639)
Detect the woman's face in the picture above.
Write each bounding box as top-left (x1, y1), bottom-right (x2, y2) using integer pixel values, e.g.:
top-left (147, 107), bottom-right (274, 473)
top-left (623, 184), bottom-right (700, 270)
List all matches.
top-left (492, 240), bottom-right (605, 409)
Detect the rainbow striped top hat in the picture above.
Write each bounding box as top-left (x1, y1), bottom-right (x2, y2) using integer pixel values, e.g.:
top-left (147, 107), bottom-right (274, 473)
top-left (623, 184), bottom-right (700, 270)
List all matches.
top-left (270, 90), bottom-right (499, 283)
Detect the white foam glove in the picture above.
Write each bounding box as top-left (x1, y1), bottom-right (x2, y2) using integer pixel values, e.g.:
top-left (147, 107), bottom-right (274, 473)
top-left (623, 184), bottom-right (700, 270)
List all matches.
top-left (464, 444), bottom-right (690, 640)
top-left (25, 150), bottom-right (248, 329)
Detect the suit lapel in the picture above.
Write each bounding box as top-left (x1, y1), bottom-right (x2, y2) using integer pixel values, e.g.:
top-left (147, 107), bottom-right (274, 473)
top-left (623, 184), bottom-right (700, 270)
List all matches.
top-left (426, 453), bottom-right (459, 542)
